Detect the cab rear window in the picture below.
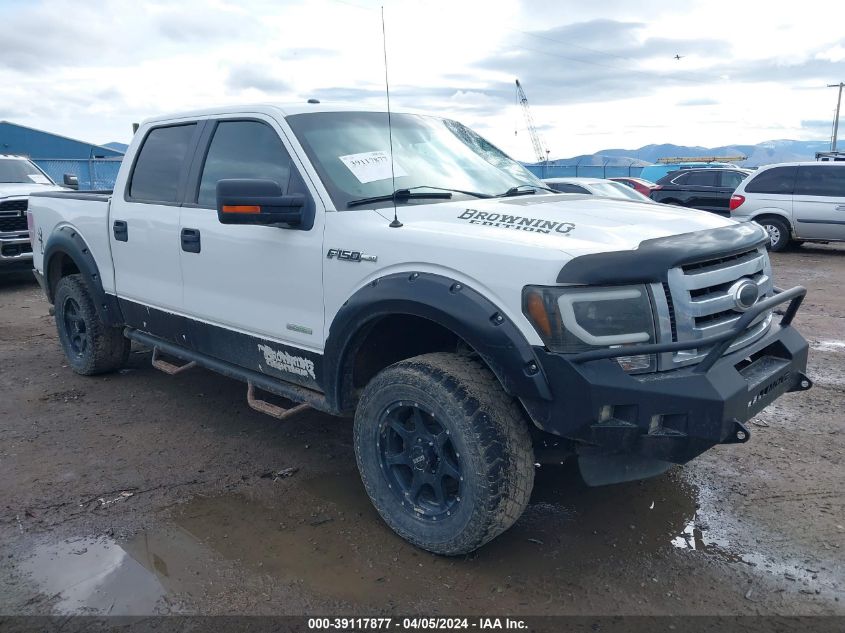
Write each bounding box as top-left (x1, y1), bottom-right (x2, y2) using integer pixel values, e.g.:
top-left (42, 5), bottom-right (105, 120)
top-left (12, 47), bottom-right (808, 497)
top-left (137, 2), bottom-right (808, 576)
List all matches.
top-left (129, 124), bottom-right (196, 203)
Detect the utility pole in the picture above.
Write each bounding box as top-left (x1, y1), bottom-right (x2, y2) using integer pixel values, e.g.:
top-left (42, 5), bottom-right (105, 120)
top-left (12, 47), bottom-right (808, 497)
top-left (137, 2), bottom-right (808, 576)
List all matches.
top-left (828, 82), bottom-right (844, 151)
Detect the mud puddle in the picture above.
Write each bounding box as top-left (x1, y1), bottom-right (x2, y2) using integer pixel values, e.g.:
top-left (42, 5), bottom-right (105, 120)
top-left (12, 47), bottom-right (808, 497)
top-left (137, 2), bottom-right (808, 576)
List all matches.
top-left (14, 465), bottom-right (702, 613)
top-left (16, 464), bottom-right (842, 614)
top-left (16, 527), bottom-right (211, 614)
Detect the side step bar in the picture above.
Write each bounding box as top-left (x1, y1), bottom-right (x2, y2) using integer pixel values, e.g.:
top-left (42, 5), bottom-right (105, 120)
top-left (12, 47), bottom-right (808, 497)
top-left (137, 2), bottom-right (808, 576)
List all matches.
top-left (151, 347), bottom-right (196, 375)
top-left (247, 383), bottom-right (311, 420)
top-left (125, 328), bottom-right (333, 416)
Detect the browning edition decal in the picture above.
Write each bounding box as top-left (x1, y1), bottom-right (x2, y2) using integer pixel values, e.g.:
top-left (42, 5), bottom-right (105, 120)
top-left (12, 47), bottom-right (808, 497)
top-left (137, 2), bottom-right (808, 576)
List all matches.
top-left (458, 209), bottom-right (575, 234)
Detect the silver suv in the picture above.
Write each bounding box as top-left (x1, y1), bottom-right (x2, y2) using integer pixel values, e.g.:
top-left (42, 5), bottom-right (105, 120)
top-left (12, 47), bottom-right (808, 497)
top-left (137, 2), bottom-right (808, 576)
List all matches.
top-left (730, 161), bottom-right (845, 251)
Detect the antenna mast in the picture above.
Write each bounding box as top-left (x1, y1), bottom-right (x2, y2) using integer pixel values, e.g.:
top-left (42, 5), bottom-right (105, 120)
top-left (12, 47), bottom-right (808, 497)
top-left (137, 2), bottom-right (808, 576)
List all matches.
top-left (515, 79), bottom-right (548, 164)
top-left (381, 6), bottom-right (402, 228)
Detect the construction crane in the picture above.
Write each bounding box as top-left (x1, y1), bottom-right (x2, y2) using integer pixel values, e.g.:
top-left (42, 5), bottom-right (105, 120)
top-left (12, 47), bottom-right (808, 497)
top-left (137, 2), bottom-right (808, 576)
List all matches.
top-left (515, 79), bottom-right (549, 165)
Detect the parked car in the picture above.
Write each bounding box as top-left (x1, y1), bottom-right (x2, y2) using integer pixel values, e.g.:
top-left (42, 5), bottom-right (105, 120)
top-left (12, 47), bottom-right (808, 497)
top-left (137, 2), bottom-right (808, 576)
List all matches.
top-left (609, 176), bottom-right (657, 197)
top-left (28, 104), bottom-right (810, 555)
top-left (730, 162), bottom-right (845, 251)
top-left (543, 177), bottom-right (655, 202)
top-left (638, 161), bottom-right (737, 183)
top-left (650, 168), bottom-right (752, 215)
top-left (0, 155), bottom-right (64, 274)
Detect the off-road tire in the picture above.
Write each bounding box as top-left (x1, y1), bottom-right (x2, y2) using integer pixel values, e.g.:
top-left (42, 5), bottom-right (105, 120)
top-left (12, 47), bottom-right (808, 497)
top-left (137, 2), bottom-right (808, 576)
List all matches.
top-left (757, 217), bottom-right (791, 252)
top-left (354, 352), bottom-right (534, 555)
top-left (54, 274), bottom-right (129, 375)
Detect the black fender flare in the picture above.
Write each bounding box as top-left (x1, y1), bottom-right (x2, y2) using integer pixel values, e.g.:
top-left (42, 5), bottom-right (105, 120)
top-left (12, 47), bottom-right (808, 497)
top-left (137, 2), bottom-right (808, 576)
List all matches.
top-left (43, 226), bottom-right (124, 327)
top-left (322, 272), bottom-right (552, 410)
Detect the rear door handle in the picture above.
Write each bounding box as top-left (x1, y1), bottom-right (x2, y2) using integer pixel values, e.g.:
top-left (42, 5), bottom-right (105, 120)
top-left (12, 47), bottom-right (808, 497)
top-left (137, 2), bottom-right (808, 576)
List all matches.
top-left (835, 205), bottom-right (845, 211)
top-left (181, 228), bottom-right (201, 253)
top-left (113, 220), bottom-right (128, 242)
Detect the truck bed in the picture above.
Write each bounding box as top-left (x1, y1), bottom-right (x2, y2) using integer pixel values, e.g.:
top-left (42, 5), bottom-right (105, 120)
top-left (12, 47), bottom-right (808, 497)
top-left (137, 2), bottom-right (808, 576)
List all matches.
top-left (30, 190), bottom-right (113, 202)
top-left (28, 190), bottom-right (114, 293)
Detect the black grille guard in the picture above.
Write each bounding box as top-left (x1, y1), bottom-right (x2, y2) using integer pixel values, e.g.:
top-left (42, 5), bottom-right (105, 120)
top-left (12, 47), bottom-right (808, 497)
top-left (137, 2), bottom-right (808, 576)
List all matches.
top-left (569, 285), bottom-right (806, 373)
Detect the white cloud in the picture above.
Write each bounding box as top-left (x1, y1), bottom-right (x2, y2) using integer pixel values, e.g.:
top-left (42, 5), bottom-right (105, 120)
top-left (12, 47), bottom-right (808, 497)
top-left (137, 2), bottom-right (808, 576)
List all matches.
top-left (0, 0), bottom-right (843, 159)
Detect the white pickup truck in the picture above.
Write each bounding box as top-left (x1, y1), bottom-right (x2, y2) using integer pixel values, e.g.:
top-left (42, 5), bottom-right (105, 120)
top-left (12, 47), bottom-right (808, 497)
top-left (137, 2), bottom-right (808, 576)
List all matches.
top-left (0, 155), bottom-right (64, 273)
top-left (28, 104), bottom-right (811, 555)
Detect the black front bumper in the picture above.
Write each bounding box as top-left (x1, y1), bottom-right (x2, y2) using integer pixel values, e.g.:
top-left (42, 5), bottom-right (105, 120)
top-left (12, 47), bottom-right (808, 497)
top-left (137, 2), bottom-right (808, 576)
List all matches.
top-left (521, 287), bottom-right (811, 466)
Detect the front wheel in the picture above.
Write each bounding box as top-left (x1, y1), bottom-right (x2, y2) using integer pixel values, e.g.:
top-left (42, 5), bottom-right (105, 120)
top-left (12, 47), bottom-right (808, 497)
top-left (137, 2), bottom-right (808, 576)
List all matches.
top-left (757, 217), bottom-right (791, 252)
top-left (54, 274), bottom-right (130, 375)
top-left (354, 352), bottom-right (535, 555)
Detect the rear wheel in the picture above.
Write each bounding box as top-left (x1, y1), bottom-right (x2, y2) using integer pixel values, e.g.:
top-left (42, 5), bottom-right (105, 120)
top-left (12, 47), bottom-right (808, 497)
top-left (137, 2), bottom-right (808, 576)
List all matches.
top-left (54, 274), bottom-right (129, 375)
top-left (353, 352), bottom-right (534, 555)
top-left (757, 217), bottom-right (790, 252)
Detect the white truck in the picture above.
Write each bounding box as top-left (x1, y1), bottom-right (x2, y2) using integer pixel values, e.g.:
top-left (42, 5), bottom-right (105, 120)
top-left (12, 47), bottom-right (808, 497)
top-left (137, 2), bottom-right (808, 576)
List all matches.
top-left (0, 155), bottom-right (64, 273)
top-left (28, 104), bottom-right (812, 555)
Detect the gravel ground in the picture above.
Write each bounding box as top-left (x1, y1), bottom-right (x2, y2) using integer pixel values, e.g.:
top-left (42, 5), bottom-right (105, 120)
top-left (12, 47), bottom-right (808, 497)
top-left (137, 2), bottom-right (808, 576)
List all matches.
top-left (0, 245), bottom-right (843, 616)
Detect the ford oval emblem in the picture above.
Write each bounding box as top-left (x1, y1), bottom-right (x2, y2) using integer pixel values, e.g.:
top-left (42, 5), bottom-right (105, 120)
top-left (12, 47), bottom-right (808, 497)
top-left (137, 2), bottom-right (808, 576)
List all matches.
top-left (729, 279), bottom-right (760, 311)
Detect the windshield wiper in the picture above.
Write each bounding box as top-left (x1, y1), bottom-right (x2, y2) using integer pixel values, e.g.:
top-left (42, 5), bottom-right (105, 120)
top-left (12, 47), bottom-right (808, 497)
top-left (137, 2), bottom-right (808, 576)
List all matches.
top-left (497, 184), bottom-right (556, 197)
top-left (346, 186), bottom-right (491, 208)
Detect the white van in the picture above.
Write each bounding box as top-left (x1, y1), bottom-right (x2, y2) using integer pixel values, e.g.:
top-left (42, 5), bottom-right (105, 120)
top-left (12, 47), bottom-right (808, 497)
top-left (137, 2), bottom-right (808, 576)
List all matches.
top-left (729, 162), bottom-right (845, 251)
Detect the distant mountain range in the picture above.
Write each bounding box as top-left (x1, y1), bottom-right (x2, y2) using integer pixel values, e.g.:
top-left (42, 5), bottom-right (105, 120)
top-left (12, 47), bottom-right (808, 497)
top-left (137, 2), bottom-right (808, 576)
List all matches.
top-left (539, 139), bottom-right (831, 168)
top-left (102, 141), bottom-right (129, 153)
top-left (102, 138), bottom-right (830, 167)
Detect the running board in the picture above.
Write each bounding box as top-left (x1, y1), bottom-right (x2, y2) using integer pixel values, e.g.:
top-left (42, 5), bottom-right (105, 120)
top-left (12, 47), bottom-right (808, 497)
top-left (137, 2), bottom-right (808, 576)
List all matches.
top-left (151, 347), bottom-right (196, 375)
top-left (247, 383), bottom-right (311, 420)
top-left (124, 328), bottom-right (334, 416)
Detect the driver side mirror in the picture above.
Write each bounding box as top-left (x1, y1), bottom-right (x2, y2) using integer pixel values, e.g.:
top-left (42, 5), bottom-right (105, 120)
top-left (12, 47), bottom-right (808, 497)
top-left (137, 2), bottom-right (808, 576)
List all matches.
top-left (63, 173), bottom-right (79, 190)
top-left (216, 179), bottom-right (305, 227)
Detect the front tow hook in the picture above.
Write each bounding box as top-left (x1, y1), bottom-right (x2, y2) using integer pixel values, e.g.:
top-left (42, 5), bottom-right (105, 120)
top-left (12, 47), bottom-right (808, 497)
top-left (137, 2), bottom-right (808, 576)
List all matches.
top-left (723, 419), bottom-right (751, 444)
top-left (789, 372), bottom-right (813, 392)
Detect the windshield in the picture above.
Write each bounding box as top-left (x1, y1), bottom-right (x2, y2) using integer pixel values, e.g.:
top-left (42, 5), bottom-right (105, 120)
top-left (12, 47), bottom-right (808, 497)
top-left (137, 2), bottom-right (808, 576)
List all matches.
top-left (0, 159), bottom-right (53, 184)
top-left (591, 181), bottom-right (650, 202)
top-left (286, 112), bottom-right (545, 209)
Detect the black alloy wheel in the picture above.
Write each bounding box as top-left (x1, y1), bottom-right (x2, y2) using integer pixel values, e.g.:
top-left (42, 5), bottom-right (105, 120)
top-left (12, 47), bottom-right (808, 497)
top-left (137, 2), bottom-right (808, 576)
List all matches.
top-left (378, 401), bottom-right (462, 520)
top-left (62, 296), bottom-right (89, 357)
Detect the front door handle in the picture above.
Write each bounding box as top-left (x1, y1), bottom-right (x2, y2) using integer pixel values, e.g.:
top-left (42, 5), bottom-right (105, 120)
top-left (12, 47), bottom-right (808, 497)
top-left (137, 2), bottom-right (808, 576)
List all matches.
top-left (113, 220), bottom-right (128, 242)
top-left (181, 228), bottom-right (201, 253)
top-left (835, 204), bottom-right (845, 211)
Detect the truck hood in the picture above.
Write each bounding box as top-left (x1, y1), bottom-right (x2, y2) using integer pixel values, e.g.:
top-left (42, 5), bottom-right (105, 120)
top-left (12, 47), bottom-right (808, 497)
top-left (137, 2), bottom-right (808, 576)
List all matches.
top-left (385, 193), bottom-right (737, 257)
top-left (0, 183), bottom-right (65, 198)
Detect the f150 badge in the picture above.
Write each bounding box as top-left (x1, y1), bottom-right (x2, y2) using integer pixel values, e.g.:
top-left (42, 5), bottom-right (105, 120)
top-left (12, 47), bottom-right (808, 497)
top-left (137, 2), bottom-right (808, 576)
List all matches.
top-left (327, 248), bottom-right (377, 262)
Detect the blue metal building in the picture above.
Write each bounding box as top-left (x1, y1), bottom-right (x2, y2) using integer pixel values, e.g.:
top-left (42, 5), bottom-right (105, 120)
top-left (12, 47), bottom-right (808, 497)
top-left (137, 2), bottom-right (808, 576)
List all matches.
top-left (0, 121), bottom-right (125, 189)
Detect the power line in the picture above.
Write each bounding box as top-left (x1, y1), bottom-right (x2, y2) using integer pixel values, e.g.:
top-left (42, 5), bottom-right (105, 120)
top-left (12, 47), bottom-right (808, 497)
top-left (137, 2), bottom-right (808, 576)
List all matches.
top-left (500, 40), bottom-right (716, 87)
top-left (506, 27), bottom-right (639, 64)
top-left (325, 0), bottom-right (718, 87)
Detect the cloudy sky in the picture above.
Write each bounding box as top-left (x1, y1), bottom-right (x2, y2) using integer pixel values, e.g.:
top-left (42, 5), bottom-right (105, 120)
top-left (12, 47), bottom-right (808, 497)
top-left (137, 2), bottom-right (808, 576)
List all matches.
top-left (1, 0), bottom-right (844, 160)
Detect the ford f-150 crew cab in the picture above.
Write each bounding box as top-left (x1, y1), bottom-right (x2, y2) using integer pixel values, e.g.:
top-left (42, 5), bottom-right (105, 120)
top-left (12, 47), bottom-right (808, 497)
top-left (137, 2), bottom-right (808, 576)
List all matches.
top-left (0, 155), bottom-right (63, 273)
top-left (28, 104), bottom-right (812, 555)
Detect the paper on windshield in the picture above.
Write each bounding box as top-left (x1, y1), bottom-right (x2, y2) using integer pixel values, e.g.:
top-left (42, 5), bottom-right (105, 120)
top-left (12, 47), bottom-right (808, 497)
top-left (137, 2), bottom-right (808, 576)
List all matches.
top-left (28, 174), bottom-right (51, 184)
top-left (339, 151), bottom-right (407, 184)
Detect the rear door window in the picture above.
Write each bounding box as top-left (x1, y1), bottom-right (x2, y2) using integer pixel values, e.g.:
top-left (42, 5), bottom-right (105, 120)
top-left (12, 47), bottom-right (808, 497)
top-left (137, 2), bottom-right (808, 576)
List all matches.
top-left (745, 166), bottom-right (797, 194)
top-left (720, 171), bottom-right (747, 189)
top-left (684, 171), bottom-right (718, 187)
top-left (129, 124), bottom-right (197, 203)
top-left (795, 166), bottom-right (845, 197)
top-left (196, 120), bottom-right (293, 208)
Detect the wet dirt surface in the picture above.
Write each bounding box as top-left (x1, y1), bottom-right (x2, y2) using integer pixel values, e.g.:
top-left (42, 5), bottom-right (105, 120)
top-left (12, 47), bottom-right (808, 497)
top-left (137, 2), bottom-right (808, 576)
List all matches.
top-left (0, 246), bottom-right (843, 616)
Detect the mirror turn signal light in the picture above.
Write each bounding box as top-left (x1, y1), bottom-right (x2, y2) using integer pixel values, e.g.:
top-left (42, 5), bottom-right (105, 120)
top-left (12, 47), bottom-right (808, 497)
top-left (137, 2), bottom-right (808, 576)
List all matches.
top-left (222, 205), bottom-right (261, 214)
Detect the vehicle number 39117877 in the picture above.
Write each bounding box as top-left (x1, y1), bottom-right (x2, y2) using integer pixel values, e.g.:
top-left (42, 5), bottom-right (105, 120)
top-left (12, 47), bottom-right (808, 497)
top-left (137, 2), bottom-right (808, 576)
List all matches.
top-left (307, 617), bottom-right (476, 630)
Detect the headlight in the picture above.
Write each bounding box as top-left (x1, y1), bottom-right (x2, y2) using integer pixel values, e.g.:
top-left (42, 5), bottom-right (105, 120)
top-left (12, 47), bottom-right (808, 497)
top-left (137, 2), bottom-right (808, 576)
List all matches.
top-left (522, 284), bottom-right (657, 373)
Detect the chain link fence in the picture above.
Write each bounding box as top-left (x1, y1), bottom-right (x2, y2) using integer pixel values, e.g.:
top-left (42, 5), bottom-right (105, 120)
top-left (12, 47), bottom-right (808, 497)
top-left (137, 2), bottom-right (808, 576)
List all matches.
top-left (34, 157), bottom-right (645, 190)
top-left (33, 158), bottom-right (123, 190)
top-left (524, 163), bottom-right (645, 180)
